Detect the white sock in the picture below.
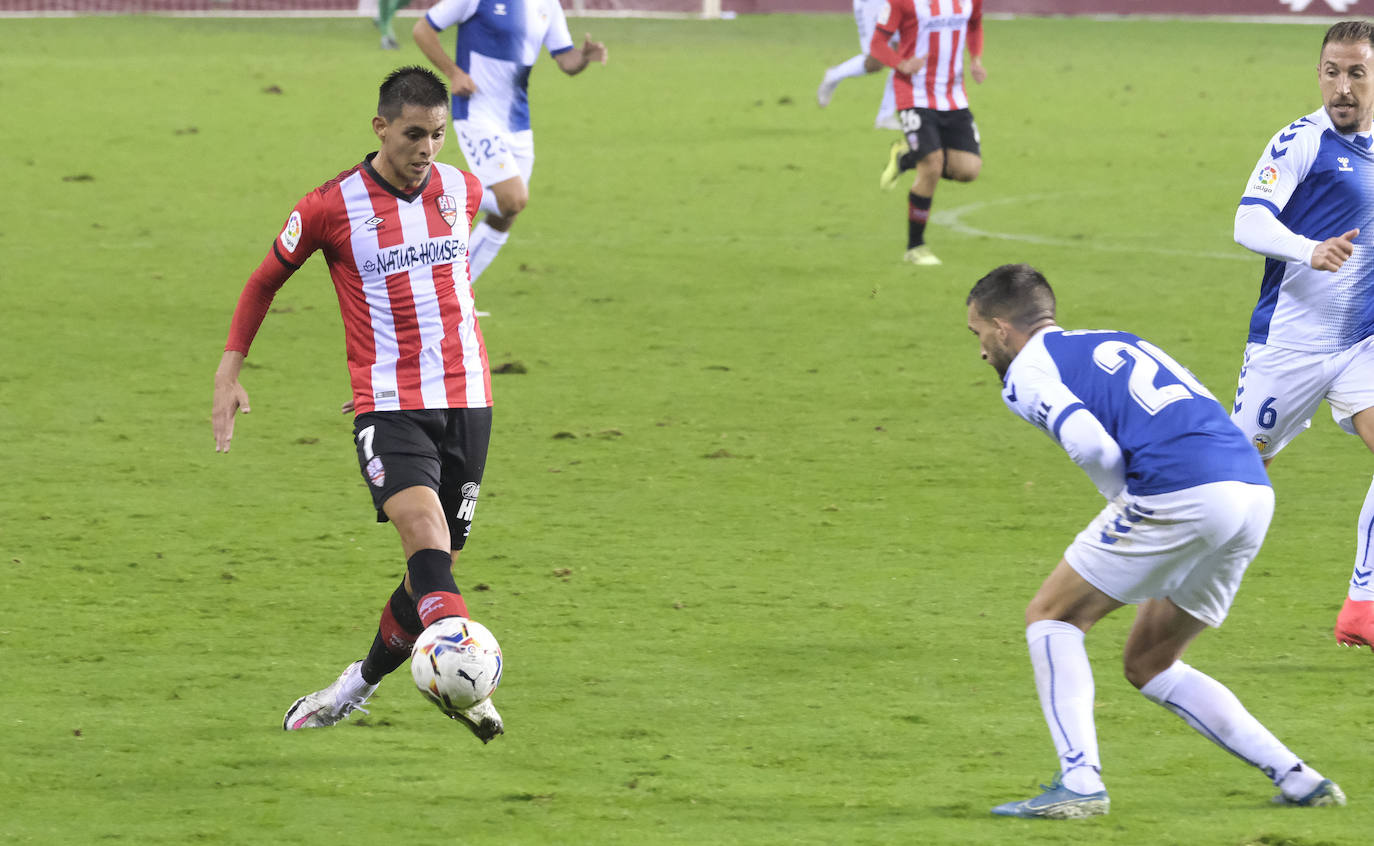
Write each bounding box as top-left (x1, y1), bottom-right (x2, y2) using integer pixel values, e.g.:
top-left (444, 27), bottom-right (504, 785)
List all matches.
top-left (1026, 620), bottom-right (1105, 794)
top-left (336, 662), bottom-right (378, 708)
top-left (825, 53), bottom-right (869, 83)
top-left (1140, 661), bottom-right (1304, 787)
top-left (467, 221), bottom-right (509, 284)
top-left (478, 188), bottom-right (502, 217)
top-left (1350, 475), bottom-right (1374, 601)
top-left (1275, 761), bottom-right (1327, 802)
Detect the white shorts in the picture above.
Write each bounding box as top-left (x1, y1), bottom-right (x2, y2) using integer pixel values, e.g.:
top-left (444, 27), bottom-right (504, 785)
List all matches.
top-left (1064, 481), bottom-right (1274, 628)
top-left (454, 120), bottom-right (534, 188)
top-left (1229, 339), bottom-right (1374, 459)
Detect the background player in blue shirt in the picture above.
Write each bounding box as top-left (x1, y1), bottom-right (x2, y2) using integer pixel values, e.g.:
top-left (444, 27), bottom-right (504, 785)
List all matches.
top-left (414, 0), bottom-right (607, 293)
top-left (968, 264), bottom-right (1343, 818)
top-left (1230, 20), bottom-right (1374, 648)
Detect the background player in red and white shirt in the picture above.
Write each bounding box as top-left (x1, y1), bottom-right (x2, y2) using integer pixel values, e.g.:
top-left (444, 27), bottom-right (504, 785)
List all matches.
top-left (869, 0), bottom-right (986, 267)
top-left (815, 0), bottom-right (902, 131)
top-left (211, 66), bottom-right (504, 742)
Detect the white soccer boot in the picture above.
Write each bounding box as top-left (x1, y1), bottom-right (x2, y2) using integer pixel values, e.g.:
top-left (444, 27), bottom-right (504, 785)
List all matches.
top-left (816, 71), bottom-right (840, 107)
top-left (449, 697), bottom-right (504, 744)
top-left (282, 660), bottom-right (377, 730)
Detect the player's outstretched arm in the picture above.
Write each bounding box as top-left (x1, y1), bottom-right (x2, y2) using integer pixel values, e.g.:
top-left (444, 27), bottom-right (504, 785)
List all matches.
top-left (1311, 229), bottom-right (1360, 272)
top-left (213, 350), bottom-right (251, 453)
top-left (413, 18), bottom-right (476, 95)
top-left (555, 34), bottom-right (607, 75)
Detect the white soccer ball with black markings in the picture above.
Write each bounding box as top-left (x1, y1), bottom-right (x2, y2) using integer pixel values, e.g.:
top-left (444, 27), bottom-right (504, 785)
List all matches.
top-left (410, 617), bottom-right (503, 714)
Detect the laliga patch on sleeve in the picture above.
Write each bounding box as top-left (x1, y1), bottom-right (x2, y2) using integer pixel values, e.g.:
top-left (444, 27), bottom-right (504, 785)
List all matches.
top-left (1250, 165), bottom-right (1279, 195)
top-left (280, 210), bottom-right (303, 252)
top-left (876, 1), bottom-right (890, 25)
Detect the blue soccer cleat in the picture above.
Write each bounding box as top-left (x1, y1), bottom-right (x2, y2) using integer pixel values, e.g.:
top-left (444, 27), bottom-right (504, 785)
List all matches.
top-left (991, 773), bottom-right (1110, 819)
top-left (1273, 778), bottom-right (1346, 807)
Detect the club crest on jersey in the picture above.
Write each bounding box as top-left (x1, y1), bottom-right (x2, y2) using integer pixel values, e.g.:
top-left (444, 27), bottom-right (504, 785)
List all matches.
top-left (1252, 434), bottom-right (1270, 451)
top-left (280, 210), bottom-right (302, 252)
top-left (437, 194), bottom-right (459, 227)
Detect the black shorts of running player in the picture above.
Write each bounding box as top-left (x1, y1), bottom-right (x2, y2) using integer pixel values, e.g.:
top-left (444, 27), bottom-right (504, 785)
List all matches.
top-left (899, 107), bottom-right (981, 163)
top-left (352, 407), bottom-right (492, 550)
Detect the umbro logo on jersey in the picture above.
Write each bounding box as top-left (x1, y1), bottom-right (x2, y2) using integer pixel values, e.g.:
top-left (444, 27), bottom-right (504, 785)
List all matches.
top-left (365, 216), bottom-right (385, 230)
top-left (494, 2), bottom-right (506, 13)
top-left (1339, 156), bottom-right (1354, 172)
top-left (437, 194), bottom-right (458, 227)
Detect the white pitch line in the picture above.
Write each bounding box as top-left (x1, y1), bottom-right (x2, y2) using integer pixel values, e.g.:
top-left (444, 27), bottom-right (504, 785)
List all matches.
top-left (933, 193), bottom-right (1250, 262)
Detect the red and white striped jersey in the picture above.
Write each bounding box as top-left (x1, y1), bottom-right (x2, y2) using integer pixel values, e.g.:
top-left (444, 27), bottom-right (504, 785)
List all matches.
top-left (873, 0), bottom-right (983, 112)
top-left (225, 154), bottom-right (491, 414)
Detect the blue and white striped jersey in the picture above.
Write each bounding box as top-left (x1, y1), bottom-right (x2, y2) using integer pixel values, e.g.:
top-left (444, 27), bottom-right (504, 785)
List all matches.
top-left (1003, 328), bottom-right (1269, 496)
top-left (1239, 107), bottom-right (1374, 352)
top-left (425, 0), bottom-right (575, 132)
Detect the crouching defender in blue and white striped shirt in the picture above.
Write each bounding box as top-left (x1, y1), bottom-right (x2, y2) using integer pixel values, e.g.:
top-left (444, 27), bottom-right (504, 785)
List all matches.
top-left (966, 263), bottom-right (1345, 819)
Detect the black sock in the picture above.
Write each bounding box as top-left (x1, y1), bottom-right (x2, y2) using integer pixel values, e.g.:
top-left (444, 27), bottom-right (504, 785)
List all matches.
top-left (898, 150), bottom-right (920, 172)
top-left (908, 193), bottom-right (933, 249)
top-left (360, 581), bottom-right (424, 684)
top-left (407, 548), bottom-right (457, 596)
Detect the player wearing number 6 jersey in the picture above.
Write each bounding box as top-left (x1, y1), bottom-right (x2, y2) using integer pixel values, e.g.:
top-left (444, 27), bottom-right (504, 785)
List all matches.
top-left (212, 67), bottom-right (503, 743)
top-left (969, 264), bottom-right (1343, 818)
top-left (1229, 21), bottom-right (1374, 648)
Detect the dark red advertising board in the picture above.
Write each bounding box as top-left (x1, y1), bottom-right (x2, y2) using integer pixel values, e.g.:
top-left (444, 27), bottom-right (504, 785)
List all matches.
top-left (726, 0), bottom-right (1362, 15)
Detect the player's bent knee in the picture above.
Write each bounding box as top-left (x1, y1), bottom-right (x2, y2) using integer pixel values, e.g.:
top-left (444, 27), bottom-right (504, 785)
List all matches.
top-left (497, 195), bottom-right (527, 217)
top-left (945, 156), bottom-right (981, 182)
top-left (951, 163), bottom-right (981, 182)
top-left (383, 486), bottom-right (451, 550)
top-left (1122, 654), bottom-right (1168, 690)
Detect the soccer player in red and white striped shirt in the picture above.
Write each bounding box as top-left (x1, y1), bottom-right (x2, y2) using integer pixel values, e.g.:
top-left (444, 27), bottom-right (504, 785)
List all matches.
top-left (211, 66), bottom-right (503, 742)
top-left (870, 0), bottom-right (986, 266)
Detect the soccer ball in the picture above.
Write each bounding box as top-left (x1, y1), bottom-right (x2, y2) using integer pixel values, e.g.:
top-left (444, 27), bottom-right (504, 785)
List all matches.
top-left (410, 617), bottom-right (503, 715)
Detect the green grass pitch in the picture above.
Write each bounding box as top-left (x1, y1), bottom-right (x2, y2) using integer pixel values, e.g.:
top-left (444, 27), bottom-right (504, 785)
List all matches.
top-left (2, 12), bottom-right (1372, 845)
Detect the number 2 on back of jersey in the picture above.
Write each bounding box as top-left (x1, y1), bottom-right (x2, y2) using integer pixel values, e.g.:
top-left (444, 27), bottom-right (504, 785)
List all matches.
top-left (1091, 339), bottom-right (1211, 415)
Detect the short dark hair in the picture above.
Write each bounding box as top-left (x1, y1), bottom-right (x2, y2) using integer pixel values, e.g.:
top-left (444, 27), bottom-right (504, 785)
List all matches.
top-left (1322, 20), bottom-right (1374, 52)
top-left (966, 264), bottom-right (1057, 330)
top-left (378, 66), bottom-right (449, 121)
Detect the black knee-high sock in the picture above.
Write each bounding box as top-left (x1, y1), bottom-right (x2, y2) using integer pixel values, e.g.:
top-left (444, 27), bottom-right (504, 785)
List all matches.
top-left (908, 193), bottom-right (933, 249)
top-left (360, 581), bottom-right (425, 684)
top-left (407, 548), bottom-right (469, 626)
